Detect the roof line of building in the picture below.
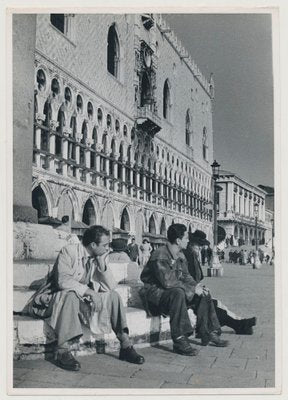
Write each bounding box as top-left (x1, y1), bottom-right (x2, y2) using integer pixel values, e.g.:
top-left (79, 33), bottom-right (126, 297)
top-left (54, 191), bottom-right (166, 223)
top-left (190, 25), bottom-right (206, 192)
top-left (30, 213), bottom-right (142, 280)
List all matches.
top-left (156, 14), bottom-right (213, 99)
top-left (218, 170), bottom-right (267, 196)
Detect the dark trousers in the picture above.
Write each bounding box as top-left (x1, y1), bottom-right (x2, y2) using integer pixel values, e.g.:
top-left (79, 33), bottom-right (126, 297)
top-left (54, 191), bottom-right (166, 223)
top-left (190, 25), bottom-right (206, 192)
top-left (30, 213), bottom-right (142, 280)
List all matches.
top-left (191, 294), bottom-right (221, 338)
top-left (155, 288), bottom-right (221, 341)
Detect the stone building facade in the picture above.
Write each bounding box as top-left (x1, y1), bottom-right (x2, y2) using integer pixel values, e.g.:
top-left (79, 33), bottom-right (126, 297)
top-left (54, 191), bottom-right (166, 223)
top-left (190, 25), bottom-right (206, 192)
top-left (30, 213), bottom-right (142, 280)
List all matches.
top-left (31, 14), bottom-right (215, 244)
top-left (216, 171), bottom-right (267, 246)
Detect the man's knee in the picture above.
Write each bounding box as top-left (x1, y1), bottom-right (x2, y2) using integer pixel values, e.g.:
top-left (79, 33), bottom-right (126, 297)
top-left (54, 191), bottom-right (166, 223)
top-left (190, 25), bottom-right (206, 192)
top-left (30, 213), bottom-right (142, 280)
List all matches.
top-left (167, 287), bottom-right (186, 300)
top-left (64, 291), bottom-right (79, 307)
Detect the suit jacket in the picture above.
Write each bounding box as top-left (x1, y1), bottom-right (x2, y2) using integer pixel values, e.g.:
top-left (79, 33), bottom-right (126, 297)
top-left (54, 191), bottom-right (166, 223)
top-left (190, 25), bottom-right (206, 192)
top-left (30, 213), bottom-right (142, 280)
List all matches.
top-left (140, 244), bottom-right (197, 312)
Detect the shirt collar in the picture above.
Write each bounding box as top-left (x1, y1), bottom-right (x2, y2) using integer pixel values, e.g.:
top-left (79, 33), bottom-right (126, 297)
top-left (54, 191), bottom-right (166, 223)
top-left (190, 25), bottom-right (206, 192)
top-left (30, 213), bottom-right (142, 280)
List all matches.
top-left (81, 244), bottom-right (92, 260)
top-left (166, 242), bottom-right (181, 260)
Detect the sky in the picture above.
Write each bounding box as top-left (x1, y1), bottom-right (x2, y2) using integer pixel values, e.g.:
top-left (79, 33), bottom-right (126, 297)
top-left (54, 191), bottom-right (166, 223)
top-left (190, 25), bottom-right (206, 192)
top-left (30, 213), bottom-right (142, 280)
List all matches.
top-left (164, 14), bottom-right (274, 187)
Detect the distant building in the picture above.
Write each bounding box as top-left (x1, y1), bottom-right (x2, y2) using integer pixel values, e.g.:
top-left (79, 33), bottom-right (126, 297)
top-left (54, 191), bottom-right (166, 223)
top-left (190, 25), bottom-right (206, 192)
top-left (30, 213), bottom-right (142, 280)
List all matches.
top-left (258, 185), bottom-right (274, 249)
top-left (216, 171), bottom-right (267, 246)
top-left (30, 14), bottom-right (215, 244)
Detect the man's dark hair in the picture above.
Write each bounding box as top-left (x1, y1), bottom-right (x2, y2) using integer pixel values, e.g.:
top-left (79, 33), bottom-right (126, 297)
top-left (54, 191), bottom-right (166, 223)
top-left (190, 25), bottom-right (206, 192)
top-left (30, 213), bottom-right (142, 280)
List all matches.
top-left (167, 223), bottom-right (187, 244)
top-left (82, 225), bottom-right (110, 247)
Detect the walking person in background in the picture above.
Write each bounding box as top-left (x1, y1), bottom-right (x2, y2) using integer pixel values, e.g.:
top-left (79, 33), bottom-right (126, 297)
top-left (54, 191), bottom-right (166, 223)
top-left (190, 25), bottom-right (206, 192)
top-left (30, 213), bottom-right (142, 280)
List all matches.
top-left (127, 237), bottom-right (140, 263)
top-left (183, 230), bottom-right (257, 335)
top-left (139, 239), bottom-right (153, 268)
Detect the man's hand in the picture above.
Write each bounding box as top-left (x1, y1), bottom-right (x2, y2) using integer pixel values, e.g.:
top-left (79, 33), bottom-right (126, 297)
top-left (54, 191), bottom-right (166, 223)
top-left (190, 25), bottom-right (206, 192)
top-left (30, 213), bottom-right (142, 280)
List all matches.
top-left (195, 284), bottom-right (204, 296)
top-left (84, 288), bottom-right (102, 312)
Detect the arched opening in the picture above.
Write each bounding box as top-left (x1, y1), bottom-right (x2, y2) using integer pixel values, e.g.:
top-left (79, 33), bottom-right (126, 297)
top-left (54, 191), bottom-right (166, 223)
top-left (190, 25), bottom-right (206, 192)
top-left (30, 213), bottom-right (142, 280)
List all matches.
top-left (107, 24), bottom-right (120, 78)
top-left (42, 100), bottom-right (51, 151)
top-left (68, 116), bottom-right (77, 161)
top-left (149, 215), bottom-right (156, 235)
top-left (82, 199), bottom-right (96, 226)
top-left (163, 79), bottom-right (171, 120)
top-left (80, 122), bottom-right (87, 166)
top-left (140, 71), bottom-right (152, 108)
top-left (90, 127), bottom-right (97, 169)
top-left (160, 218), bottom-right (167, 236)
top-left (120, 208), bottom-right (130, 231)
top-left (32, 186), bottom-right (49, 219)
top-left (56, 106), bottom-right (65, 156)
top-left (57, 191), bottom-right (75, 222)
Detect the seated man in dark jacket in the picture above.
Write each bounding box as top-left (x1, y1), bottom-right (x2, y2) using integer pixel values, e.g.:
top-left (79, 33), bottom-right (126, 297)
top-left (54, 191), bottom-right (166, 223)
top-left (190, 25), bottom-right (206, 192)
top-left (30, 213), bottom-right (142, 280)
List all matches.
top-left (140, 223), bottom-right (229, 356)
top-left (183, 230), bottom-right (256, 335)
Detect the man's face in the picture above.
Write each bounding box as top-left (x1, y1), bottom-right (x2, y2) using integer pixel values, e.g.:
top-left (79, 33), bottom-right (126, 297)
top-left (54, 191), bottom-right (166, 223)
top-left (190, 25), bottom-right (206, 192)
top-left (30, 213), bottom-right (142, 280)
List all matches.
top-left (190, 243), bottom-right (200, 254)
top-left (177, 231), bottom-right (189, 250)
top-left (90, 234), bottom-right (110, 257)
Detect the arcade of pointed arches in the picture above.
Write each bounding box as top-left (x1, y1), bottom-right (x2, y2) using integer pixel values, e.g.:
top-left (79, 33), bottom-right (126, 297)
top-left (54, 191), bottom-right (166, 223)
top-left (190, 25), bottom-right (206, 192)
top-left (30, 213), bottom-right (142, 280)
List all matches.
top-left (31, 177), bottom-right (209, 240)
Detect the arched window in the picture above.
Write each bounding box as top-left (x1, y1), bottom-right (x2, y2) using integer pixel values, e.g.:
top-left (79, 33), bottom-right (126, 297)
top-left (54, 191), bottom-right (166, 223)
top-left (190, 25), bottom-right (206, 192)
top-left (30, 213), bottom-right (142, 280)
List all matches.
top-left (32, 186), bottom-right (49, 219)
top-left (140, 72), bottom-right (152, 108)
top-left (120, 208), bottom-right (130, 231)
top-left (163, 79), bottom-right (171, 120)
top-left (50, 14), bottom-right (66, 33)
top-left (107, 24), bottom-right (120, 78)
top-left (90, 127), bottom-right (97, 169)
top-left (82, 199), bottom-right (96, 226)
top-left (185, 110), bottom-right (192, 146)
top-left (56, 107), bottom-right (65, 156)
top-left (149, 215), bottom-right (156, 235)
top-left (202, 127), bottom-right (208, 160)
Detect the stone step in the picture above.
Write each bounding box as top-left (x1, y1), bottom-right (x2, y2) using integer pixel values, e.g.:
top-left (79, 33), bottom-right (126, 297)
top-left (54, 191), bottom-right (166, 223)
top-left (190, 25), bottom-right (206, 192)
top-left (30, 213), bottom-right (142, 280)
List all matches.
top-left (13, 260), bottom-right (137, 289)
top-left (13, 308), bottom-right (172, 360)
top-left (13, 283), bottom-right (144, 313)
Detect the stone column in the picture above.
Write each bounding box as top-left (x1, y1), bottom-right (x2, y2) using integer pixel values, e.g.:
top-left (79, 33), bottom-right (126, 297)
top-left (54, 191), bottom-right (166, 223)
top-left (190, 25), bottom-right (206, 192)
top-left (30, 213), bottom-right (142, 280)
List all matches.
top-left (62, 139), bottom-right (68, 177)
top-left (34, 113), bottom-right (45, 168)
top-left (13, 14), bottom-right (38, 222)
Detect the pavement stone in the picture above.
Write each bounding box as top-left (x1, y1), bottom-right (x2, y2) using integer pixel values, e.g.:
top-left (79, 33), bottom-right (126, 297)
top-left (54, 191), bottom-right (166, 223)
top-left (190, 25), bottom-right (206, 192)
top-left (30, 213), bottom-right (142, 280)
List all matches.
top-left (12, 263), bottom-right (276, 390)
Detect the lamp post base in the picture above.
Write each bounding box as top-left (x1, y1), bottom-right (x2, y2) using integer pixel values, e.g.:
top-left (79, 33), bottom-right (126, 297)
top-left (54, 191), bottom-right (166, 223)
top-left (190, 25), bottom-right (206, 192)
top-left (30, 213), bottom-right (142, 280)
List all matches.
top-left (207, 249), bottom-right (224, 277)
top-left (252, 251), bottom-right (261, 269)
top-left (207, 266), bottom-right (224, 277)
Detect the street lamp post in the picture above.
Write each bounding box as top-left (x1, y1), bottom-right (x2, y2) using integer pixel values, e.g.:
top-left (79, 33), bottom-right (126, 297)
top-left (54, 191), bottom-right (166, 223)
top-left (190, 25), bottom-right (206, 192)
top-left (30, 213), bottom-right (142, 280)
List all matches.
top-left (253, 203), bottom-right (261, 269)
top-left (207, 160), bottom-right (224, 277)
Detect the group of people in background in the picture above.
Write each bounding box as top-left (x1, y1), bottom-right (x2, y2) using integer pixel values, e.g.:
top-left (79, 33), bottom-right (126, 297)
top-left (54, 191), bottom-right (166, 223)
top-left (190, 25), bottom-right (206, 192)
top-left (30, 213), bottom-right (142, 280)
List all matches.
top-left (228, 248), bottom-right (272, 265)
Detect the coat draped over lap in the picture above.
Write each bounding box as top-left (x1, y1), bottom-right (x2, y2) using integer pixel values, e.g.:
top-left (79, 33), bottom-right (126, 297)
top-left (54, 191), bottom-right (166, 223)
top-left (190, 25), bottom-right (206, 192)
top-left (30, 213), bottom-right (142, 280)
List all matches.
top-left (25, 243), bottom-right (117, 335)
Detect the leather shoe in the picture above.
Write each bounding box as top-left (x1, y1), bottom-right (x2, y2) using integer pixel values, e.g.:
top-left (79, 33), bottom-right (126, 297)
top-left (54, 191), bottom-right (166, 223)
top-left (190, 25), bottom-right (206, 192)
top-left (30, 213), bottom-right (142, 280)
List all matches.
top-left (235, 317), bottom-right (256, 335)
top-left (201, 331), bottom-right (229, 347)
top-left (208, 332), bottom-right (229, 347)
top-left (56, 351), bottom-right (81, 371)
top-left (173, 336), bottom-right (199, 356)
top-left (119, 346), bottom-right (145, 364)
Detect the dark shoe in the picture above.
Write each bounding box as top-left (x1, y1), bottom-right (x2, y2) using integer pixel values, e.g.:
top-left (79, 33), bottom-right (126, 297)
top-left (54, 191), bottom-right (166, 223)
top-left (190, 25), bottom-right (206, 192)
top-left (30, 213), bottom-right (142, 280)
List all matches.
top-left (56, 351), bottom-right (81, 371)
top-left (119, 346), bottom-right (145, 364)
top-left (208, 331), bottom-right (229, 347)
top-left (173, 336), bottom-right (199, 356)
top-left (234, 317), bottom-right (256, 335)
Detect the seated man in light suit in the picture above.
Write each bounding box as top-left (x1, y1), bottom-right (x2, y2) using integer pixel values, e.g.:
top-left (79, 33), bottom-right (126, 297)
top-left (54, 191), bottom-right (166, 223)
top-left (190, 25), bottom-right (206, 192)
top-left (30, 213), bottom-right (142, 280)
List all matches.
top-left (26, 225), bottom-right (144, 371)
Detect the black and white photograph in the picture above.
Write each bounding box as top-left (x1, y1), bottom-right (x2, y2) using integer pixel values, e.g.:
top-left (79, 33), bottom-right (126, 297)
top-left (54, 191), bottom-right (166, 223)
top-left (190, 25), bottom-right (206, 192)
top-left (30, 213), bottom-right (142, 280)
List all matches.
top-left (4, 3), bottom-right (286, 396)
